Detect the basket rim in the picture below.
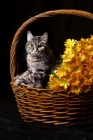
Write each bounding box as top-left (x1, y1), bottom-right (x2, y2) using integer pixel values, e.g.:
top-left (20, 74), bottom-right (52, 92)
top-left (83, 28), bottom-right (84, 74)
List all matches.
top-left (10, 81), bottom-right (93, 97)
top-left (10, 81), bottom-right (67, 93)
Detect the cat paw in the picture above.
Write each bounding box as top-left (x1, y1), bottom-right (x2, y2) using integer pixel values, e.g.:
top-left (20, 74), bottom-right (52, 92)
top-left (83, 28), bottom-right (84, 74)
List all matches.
top-left (14, 75), bottom-right (20, 80)
top-left (35, 83), bottom-right (43, 88)
top-left (20, 83), bottom-right (26, 86)
top-left (14, 79), bottom-right (22, 86)
top-left (26, 84), bottom-right (34, 87)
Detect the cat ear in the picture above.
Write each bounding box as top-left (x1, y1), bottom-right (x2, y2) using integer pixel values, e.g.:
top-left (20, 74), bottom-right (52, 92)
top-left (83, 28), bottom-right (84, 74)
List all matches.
top-left (27, 31), bottom-right (33, 41)
top-left (41, 32), bottom-right (48, 43)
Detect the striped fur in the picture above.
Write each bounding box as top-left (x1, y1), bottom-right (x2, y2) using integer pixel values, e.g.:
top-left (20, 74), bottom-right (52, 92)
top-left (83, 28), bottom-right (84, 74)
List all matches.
top-left (14, 31), bottom-right (59, 88)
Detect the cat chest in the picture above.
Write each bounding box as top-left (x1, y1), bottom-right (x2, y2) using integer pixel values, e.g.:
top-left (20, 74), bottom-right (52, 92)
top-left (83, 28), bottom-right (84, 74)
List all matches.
top-left (28, 60), bottom-right (49, 71)
top-left (30, 62), bottom-right (49, 72)
top-left (27, 55), bottom-right (49, 72)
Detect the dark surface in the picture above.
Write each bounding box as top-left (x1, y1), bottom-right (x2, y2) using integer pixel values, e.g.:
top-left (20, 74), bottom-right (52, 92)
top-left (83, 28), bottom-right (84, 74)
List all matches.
top-left (1, 0), bottom-right (93, 139)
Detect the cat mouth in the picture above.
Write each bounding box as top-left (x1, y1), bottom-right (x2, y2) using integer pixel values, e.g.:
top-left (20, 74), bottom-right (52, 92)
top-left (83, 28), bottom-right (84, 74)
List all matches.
top-left (31, 52), bottom-right (38, 57)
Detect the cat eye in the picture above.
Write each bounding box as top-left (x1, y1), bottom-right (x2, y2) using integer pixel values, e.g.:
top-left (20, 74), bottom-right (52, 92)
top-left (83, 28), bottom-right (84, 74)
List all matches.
top-left (38, 45), bottom-right (43, 48)
top-left (31, 44), bottom-right (34, 47)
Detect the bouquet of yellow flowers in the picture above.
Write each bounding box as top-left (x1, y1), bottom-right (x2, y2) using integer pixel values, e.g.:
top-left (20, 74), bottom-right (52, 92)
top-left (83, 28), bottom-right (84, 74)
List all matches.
top-left (48, 35), bottom-right (93, 94)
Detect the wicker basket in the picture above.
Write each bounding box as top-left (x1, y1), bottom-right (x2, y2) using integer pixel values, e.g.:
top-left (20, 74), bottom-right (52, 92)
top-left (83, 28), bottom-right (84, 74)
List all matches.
top-left (10, 9), bottom-right (93, 130)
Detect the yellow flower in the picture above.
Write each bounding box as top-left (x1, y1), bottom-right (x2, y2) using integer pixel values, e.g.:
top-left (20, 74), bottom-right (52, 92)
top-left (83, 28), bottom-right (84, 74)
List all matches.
top-left (48, 77), bottom-right (59, 90)
top-left (59, 78), bottom-right (70, 89)
top-left (90, 35), bottom-right (93, 41)
top-left (55, 67), bottom-right (66, 78)
top-left (64, 39), bottom-right (76, 48)
top-left (48, 35), bottom-right (93, 94)
top-left (80, 38), bottom-right (89, 43)
top-left (88, 50), bottom-right (93, 55)
top-left (84, 44), bottom-right (93, 50)
top-left (49, 74), bottom-right (54, 81)
top-left (61, 63), bottom-right (71, 71)
top-left (62, 52), bottom-right (75, 62)
top-left (78, 53), bottom-right (86, 62)
top-left (70, 85), bottom-right (81, 94)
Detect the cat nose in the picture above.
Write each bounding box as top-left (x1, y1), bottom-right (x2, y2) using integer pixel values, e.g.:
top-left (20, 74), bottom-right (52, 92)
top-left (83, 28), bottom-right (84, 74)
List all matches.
top-left (34, 46), bottom-right (37, 52)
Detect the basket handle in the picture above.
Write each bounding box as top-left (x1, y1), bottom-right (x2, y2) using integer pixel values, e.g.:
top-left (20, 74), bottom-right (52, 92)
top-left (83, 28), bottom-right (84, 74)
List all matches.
top-left (10, 9), bottom-right (93, 81)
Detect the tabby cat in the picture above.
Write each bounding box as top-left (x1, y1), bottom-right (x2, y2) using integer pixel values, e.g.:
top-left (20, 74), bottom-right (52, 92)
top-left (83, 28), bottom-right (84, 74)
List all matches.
top-left (14, 31), bottom-right (59, 88)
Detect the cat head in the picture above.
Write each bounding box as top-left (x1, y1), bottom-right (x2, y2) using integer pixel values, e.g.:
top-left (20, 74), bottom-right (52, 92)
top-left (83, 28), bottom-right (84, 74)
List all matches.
top-left (25, 31), bottom-right (48, 57)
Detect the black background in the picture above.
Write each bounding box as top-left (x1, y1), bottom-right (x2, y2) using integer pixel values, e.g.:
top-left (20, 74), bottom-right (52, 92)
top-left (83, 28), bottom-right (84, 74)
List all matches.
top-left (1, 0), bottom-right (93, 139)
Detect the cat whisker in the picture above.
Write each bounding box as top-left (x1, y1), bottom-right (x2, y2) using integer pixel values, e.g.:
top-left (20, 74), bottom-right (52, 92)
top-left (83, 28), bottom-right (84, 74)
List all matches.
top-left (40, 54), bottom-right (49, 60)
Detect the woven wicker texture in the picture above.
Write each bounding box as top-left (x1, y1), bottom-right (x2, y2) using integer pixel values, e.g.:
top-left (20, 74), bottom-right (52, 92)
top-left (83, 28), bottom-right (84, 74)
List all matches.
top-left (10, 9), bottom-right (93, 130)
